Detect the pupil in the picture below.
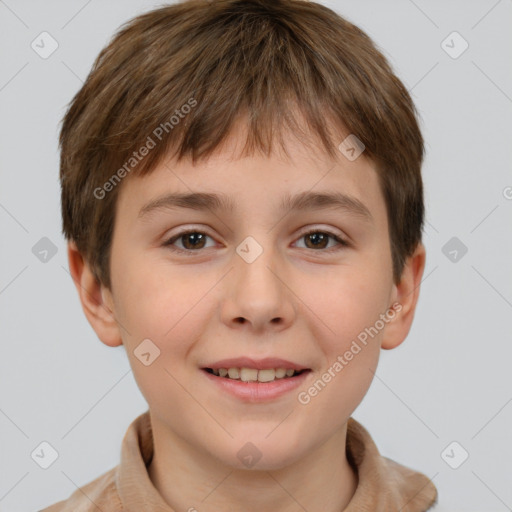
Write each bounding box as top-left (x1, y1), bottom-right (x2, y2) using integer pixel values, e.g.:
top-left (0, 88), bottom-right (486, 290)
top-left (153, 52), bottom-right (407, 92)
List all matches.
top-left (185, 233), bottom-right (205, 249)
top-left (308, 233), bottom-right (327, 248)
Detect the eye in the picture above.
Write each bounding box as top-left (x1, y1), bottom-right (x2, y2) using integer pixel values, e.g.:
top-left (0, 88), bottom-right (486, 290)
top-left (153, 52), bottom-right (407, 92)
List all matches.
top-left (293, 229), bottom-right (349, 252)
top-left (163, 227), bottom-right (349, 254)
top-left (163, 229), bottom-right (216, 253)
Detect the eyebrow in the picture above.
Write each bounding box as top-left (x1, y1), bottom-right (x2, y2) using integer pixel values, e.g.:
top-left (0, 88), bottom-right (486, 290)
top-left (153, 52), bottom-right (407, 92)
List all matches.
top-left (138, 190), bottom-right (373, 222)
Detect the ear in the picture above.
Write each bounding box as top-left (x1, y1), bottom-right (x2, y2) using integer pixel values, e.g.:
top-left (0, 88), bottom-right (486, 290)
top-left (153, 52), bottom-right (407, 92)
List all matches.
top-left (67, 241), bottom-right (123, 347)
top-left (381, 242), bottom-right (426, 350)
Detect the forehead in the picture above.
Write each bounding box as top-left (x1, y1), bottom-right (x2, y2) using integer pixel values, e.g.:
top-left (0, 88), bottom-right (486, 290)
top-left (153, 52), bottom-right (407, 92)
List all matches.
top-left (117, 118), bottom-right (387, 232)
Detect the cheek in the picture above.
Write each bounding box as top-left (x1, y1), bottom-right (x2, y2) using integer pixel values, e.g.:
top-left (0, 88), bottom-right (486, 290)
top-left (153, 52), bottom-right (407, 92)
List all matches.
top-left (113, 249), bottom-right (187, 328)
top-left (299, 264), bottom-right (389, 397)
top-left (298, 263), bottom-right (390, 413)
top-left (112, 255), bottom-right (216, 365)
top-left (112, 261), bottom-right (206, 406)
top-left (298, 279), bottom-right (383, 425)
top-left (305, 261), bottom-right (391, 347)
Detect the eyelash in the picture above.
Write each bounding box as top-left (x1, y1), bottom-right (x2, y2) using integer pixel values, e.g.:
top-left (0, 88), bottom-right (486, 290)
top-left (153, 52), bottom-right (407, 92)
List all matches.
top-left (162, 228), bottom-right (349, 255)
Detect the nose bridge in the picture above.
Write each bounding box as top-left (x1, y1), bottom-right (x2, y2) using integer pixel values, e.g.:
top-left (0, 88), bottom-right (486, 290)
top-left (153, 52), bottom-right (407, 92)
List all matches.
top-left (221, 232), bottom-right (294, 330)
top-left (234, 232), bottom-right (282, 300)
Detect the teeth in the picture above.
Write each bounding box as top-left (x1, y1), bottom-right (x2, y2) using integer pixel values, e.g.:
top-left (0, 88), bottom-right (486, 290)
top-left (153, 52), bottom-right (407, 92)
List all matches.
top-left (227, 368), bottom-right (240, 379)
top-left (210, 367), bottom-right (303, 382)
top-left (240, 368), bottom-right (258, 382)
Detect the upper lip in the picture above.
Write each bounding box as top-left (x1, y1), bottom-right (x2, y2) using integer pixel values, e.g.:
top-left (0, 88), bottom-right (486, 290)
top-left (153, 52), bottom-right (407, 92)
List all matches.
top-left (202, 357), bottom-right (310, 371)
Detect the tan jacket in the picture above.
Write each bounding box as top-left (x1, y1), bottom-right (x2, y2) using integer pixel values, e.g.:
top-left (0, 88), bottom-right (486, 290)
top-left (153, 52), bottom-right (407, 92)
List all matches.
top-left (40, 411), bottom-right (438, 511)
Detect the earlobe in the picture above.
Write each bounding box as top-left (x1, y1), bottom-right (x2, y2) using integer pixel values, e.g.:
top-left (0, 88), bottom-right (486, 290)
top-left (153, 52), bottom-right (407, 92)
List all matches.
top-left (381, 243), bottom-right (426, 350)
top-left (67, 241), bottom-right (123, 347)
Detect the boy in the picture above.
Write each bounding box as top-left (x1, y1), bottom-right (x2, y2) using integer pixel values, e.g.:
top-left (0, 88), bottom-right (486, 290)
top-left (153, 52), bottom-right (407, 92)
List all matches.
top-left (42, 0), bottom-right (438, 510)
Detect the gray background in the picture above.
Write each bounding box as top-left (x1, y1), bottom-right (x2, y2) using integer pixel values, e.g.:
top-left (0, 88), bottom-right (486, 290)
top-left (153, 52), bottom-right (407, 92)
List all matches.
top-left (1, 0), bottom-right (511, 510)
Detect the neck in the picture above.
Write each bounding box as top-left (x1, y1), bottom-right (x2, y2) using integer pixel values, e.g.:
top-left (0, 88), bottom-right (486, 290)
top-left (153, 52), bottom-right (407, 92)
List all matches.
top-left (147, 419), bottom-right (358, 512)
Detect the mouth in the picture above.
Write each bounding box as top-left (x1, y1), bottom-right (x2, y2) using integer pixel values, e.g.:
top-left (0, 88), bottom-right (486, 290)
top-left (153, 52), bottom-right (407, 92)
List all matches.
top-left (202, 367), bottom-right (311, 383)
top-left (200, 365), bottom-right (312, 402)
top-left (199, 357), bottom-right (313, 401)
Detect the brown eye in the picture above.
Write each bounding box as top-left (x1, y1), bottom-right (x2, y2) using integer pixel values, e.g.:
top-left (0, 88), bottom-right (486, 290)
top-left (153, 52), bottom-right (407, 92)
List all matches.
top-left (163, 228), bottom-right (349, 255)
top-left (179, 232), bottom-right (207, 250)
top-left (295, 230), bottom-right (349, 251)
top-left (304, 232), bottom-right (329, 249)
top-left (164, 230), bottom-right (214, 252)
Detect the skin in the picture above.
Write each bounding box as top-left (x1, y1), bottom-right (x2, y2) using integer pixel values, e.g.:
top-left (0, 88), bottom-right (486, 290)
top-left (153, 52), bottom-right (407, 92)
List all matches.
top-left (68, 119), bottom-right (426, 512)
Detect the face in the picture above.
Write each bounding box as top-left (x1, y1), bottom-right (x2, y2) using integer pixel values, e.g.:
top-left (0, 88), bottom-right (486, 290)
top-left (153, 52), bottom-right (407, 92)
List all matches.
top-left (101, 123), bottom-right (401, 470)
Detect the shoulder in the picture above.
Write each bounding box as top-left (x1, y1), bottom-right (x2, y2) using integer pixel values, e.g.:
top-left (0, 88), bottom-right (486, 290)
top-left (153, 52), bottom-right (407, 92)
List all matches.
top-left (346, 418), bottom-right (438, 511)
top-left (39, 466), bottom-right (121, 512)
top-left (382, 457), bottom-right (439, 511)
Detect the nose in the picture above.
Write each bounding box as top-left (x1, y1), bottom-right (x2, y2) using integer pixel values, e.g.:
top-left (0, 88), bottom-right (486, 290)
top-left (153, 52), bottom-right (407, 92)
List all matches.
top-left (220, 241), bottom-right (296, 333)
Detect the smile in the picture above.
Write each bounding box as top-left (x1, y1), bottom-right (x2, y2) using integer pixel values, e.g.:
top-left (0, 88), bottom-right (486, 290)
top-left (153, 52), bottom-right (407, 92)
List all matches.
top-left (204, 367), bottom-right (309, 382)
top-left (201, 367), bottom-right (312, 402)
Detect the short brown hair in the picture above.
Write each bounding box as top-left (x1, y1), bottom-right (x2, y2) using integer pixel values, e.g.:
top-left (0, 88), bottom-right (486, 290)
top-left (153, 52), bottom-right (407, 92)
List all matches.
top-left (60, 0), bottom-right (424, 290)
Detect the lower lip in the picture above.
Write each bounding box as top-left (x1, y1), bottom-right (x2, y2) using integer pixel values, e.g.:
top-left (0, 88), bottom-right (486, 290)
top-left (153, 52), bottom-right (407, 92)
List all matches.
top-left (201, 369), bottom-right (311, 402)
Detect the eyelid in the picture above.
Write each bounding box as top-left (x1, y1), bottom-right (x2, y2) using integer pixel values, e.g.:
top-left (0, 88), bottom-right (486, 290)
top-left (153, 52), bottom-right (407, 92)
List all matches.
top-left (296, 225), bottom-right (348, 240)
